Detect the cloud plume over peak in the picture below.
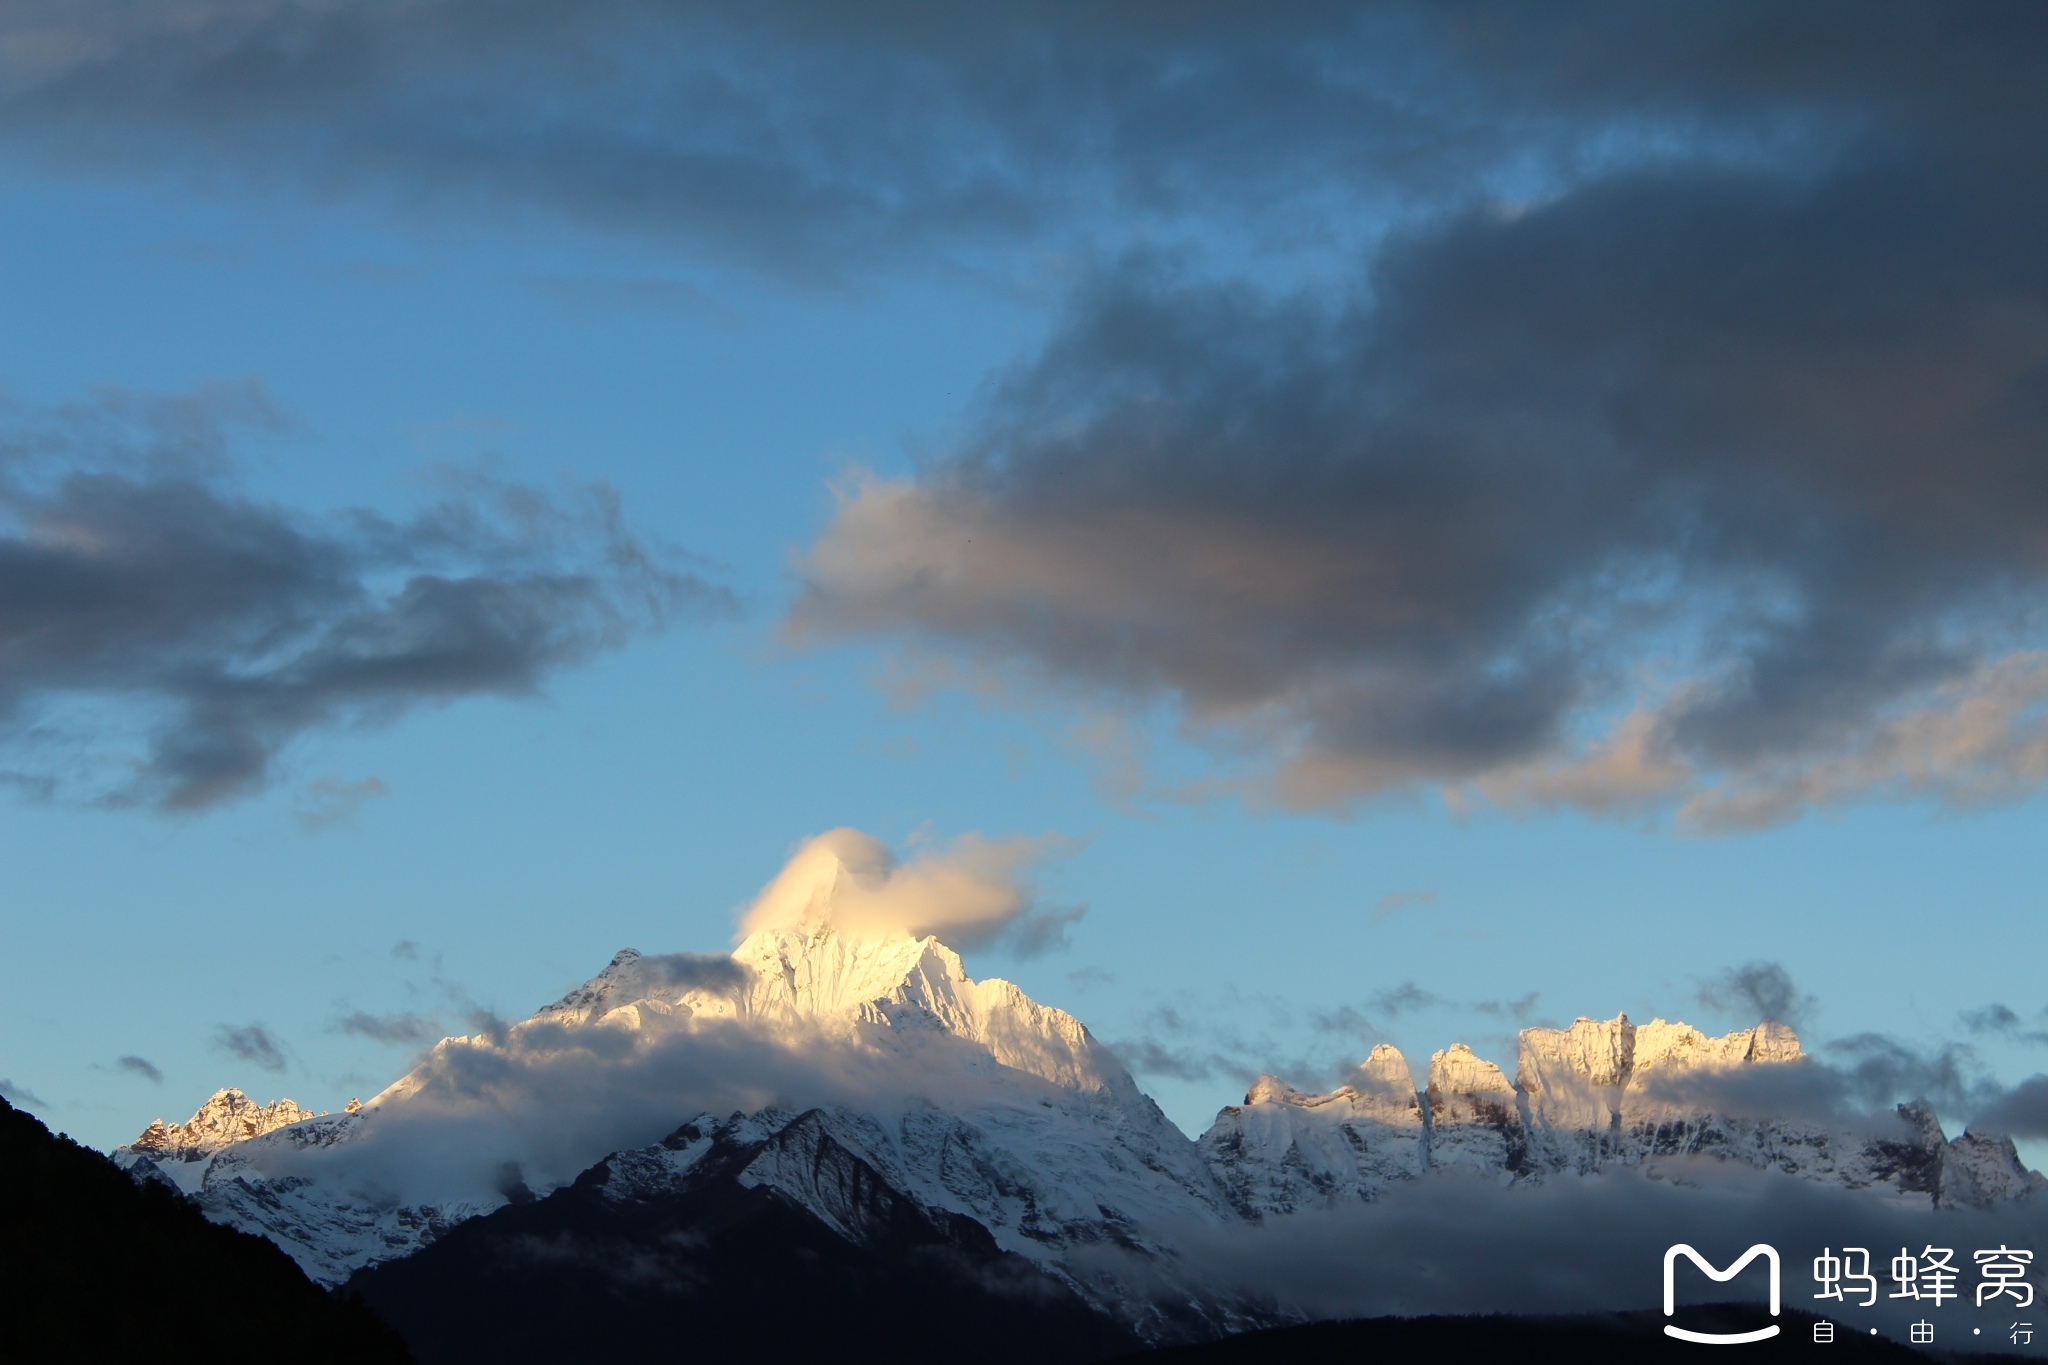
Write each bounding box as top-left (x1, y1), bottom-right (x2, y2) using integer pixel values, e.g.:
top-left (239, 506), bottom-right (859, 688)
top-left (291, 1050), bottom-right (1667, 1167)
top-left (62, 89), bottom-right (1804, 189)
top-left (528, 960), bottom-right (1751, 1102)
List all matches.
top-left (738, 826), bottom-right (1078, 952)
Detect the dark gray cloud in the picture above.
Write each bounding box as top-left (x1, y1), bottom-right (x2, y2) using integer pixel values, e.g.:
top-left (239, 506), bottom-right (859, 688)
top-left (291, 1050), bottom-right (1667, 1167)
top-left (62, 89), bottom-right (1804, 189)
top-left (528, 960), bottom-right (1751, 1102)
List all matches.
top-left (212, 1022), bottom-right (288, 1074)
top-left (0, 384), bottom-right (731, 811)
top-left (1973, 1075), bottom-right (2048, 1139)
top-left (1822, 1034), bottom-right (1996, 1117)
top-left (0, 1078), bottom-right (48, 1107)
top-left (1962, 1003), bottom-right (2048, 1046)
top-left (602, 952), bottom-right (752, 1001)
top-left (10, 3), bottom-right (2043, 289)
top-left (1699, 962), bottom-right (1817, 1031)
top-left (1966, 1004), bottom-right (2025, 1035)
top-left (790, 9), bottom-right (2048, 826)
top-left (115, 1054), bottom-right (163, 1083)
top-left (336, 1011), bottom-right (443, 1047)
top-left (0, 2), bottom-right (1602, 283)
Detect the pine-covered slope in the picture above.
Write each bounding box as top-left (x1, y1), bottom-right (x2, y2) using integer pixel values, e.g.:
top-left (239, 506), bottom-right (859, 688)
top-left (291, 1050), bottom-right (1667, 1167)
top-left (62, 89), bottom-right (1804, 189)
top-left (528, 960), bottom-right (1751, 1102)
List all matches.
top-left (0, 1095), bottom-right (411, 1363)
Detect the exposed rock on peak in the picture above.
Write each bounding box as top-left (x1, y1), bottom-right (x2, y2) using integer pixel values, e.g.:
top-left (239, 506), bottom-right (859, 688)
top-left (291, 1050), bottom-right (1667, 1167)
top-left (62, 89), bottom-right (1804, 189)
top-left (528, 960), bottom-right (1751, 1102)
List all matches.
top-left (128, 1089), bottom-right (321, 1161)
top-left (1939, 1129), bottom-right (2048, 1210)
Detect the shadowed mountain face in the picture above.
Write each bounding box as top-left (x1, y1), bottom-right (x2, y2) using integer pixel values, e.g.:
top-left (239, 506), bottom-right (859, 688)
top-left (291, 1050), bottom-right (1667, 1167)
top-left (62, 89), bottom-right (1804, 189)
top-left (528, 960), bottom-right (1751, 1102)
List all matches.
top-left (0, 1095), bottom-right (411, 1363)
top-left (347, 1109), bottom-right (1143, 1365)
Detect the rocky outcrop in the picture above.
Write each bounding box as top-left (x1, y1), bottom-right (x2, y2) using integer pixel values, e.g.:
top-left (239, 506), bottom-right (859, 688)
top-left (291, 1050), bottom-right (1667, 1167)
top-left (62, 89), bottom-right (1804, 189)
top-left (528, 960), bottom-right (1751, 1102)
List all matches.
top-left (1939, 1128), bottom-right (2048, 1210)
top-left (128, 1088), bottom-right (322, 1161)
top-left (1201, 1045), bottom-right (1427, 1217)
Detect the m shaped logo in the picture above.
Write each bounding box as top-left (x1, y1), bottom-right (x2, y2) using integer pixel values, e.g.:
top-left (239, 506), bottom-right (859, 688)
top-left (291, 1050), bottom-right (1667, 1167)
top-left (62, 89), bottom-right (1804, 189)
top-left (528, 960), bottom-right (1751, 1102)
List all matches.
top-left (1663, 1244), bottom-right (1782, 1344)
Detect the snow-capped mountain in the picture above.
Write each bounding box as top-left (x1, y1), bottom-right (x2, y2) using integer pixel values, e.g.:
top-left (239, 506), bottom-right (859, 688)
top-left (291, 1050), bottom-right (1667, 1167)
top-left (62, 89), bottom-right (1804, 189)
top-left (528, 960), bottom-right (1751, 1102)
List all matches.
top-left (129, 1088), bottom-right (345, 1160)
top-left (112, 835), bottom-right (2042, 1345)
top-left (116, 848), bottom-right (1242, 1331)
top-left (1200, 1013), bottom-right (2045, 1219)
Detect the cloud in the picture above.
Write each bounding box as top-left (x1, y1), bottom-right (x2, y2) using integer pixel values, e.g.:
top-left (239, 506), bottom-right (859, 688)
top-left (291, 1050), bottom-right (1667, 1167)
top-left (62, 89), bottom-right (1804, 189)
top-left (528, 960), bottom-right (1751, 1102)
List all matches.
top-left (390, 940), bottom-right (422, 961)
top-left (1066, 966), bottom-right (1113, 992)
top-left (737, 827), bottom-right (1075, 951)
top-left (336, 1011), bottom-right (443, 1047)
top-left (0, 383), bottom-right (732, 811)
top-left (1698, 961), bottom-right (1817, 1031)
top-left (293, 775), bottom-right (388, 831)
top-left (115, 1054), bottom-right (163, 1083)
top-left (1105, 1037), bottom-right (1242, 1085)
top-left (1108, 1005), bottom-right (1319, 1090)
top-left (1822, 1034), bottom-right (1996, 1116)
top-left (1137, 1163), bottom-right (2048, 1335)
top-left (0, 1078), bottom-right (47, 1107)
top-left (1365, 983), bottom-right (1441, 1019)
top-left (1972, 1075), bottom-right (2048, 1139)
top-left (1472, 993), bottom-right (1543, 1024)
top-left (1961, 1003), bottom-right (2048, 1046)
top-left (785, 14), bottom-right (2048, 826)
top-left (10, 3), bottom-right (2043, 299)
top-left (240, 989), bottom-right (1110, 1212)
top-left (213, 1022), bottom-right (288, 1074)
top-left (1371, 890), bottom-right (1434, 925)
top-left (0, 2), bottom-right (1658, 283)
top-left (1965, 1004), bottom-right (2025, 1035)
top-left (1310, 983), bottom-right (1443, 1031)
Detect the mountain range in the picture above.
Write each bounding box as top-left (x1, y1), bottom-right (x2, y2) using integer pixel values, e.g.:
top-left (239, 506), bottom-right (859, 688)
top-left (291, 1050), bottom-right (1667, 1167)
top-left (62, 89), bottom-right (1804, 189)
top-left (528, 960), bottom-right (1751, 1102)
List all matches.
top-left (112, 846), bottom-right (2043, 1359)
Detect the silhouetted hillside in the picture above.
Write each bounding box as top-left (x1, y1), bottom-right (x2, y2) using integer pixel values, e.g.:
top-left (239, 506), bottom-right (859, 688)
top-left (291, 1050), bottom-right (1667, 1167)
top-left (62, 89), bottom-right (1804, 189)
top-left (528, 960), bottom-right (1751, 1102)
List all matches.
top-left (0, 1095), bottom-right (411, 1363)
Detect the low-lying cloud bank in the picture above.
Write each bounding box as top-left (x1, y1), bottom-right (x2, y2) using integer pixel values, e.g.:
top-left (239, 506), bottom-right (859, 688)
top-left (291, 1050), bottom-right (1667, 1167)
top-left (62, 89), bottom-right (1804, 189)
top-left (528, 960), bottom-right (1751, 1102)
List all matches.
top-left (1140, 1165), bottom-right (2048, 1330)
top-left (0, 382), bottom-right (731, 810)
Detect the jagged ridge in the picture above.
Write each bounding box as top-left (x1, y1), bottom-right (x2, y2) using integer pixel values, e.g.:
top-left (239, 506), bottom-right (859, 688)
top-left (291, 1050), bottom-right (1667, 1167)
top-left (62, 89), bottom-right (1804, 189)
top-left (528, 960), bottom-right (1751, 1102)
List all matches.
top-left (1201, 1013), bottom-right (2045, 1219)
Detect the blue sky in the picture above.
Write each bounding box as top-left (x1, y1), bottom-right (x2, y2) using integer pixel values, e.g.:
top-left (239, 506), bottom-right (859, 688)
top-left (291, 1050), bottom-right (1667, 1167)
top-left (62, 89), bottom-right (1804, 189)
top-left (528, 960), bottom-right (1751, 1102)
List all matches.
top-left (1, 3), bottom-right (2045, 1158)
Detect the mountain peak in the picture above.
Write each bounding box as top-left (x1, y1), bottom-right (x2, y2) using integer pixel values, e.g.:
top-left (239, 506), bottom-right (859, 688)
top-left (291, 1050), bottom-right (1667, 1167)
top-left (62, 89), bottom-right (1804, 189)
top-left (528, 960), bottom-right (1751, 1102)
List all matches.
top-left (128, 1088), bottom-right (320, 1160)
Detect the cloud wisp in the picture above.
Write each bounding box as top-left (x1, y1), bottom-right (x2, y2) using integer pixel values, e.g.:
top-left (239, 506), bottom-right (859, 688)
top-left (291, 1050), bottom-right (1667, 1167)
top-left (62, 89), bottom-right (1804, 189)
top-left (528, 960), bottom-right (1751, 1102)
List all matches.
top-left (212, 1022), bottom-right (289, 1075)
top-left (114, 1054), bottom-right (163, 1083)
top-left (0, 383), bottom-right (733, 811)
top-left (0, 1078), bottom-right (48, 1107)
top-left (1699, 962), bottom-right (1818, 1032)
top-left (336, 1011), bottom-right (444, 1048)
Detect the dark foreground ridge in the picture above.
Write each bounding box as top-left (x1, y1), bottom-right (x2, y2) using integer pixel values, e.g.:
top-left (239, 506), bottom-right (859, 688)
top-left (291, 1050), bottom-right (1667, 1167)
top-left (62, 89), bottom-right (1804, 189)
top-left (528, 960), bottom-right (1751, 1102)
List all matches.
top-left (0, 1095), bottom-right (412, 1363)
top-left (349, 1111), bottom-right (1143, 1365)
top-left (1119, 1305), bottom-right (2027, 1363)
